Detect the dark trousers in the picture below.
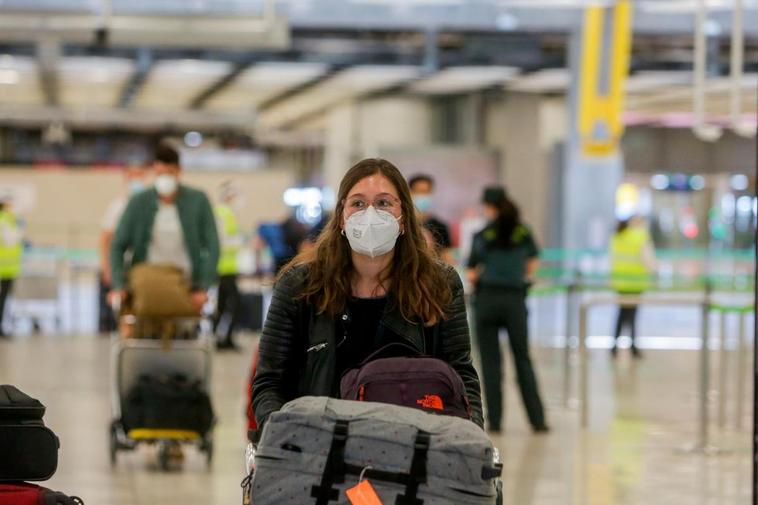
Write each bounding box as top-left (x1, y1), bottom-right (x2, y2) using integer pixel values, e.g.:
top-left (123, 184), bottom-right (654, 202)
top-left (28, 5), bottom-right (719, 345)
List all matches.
top-left (0, 278), bottom-right (13, 335)
top-left (473, 287), bottom-right (546, 430)
top-left (213, 274), bottom-right (241, 346)
top-left (613, 305), bottom-right (639, 348)
top-left (98, 273), bottom-right (117, 333)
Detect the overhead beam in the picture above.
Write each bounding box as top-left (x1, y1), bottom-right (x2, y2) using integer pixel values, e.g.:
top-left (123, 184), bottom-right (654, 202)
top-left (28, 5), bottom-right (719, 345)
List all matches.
top-left (190, 61), bottom-right (254, 110)
top-left (257, 65), bottom-right (420, 130)
top-left (0, 104), bottom-right (254, 131)
top-left (118, 48), bottom-right (152, 108)
top-left (256, 66), bottom-right (343, 113)
top-left (0, 13), bottom-right (290, 50)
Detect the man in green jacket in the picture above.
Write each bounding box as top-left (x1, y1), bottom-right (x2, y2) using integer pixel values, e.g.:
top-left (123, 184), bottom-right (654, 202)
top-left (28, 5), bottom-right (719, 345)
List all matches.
top-left (109, 144), bottom-right (220, 314)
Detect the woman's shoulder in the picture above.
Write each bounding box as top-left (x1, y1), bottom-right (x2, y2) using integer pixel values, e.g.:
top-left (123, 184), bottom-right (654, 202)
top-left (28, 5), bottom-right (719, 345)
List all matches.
top-left (275, 263), bottom-right (310, 293)
top-left (434, 262), bottom-right (464, 291)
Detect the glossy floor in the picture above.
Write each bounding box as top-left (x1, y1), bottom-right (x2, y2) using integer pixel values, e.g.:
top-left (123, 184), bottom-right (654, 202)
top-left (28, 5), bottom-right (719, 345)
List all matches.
top-left (0, 332), bottom-right (752, 505)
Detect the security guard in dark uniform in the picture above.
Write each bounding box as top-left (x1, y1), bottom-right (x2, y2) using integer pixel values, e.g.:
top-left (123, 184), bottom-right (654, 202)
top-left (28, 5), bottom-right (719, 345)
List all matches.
top-left (467, 186), bottom-right (548, 433)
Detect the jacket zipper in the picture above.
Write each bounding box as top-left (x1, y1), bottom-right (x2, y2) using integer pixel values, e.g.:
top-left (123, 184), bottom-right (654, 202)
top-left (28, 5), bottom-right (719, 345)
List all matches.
top-left (307, 342), bottom-right (328, 353)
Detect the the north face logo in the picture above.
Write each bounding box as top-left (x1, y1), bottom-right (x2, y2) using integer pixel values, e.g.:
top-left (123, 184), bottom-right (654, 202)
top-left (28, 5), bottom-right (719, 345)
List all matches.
top-left (416, 394), bottom-right (444, 411)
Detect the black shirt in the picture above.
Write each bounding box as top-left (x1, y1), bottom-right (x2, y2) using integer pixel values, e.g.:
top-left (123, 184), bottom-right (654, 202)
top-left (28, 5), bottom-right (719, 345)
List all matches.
top-left (423, 216), bottom-right (452, 252)
top-left (334, 296), bottom-right (406, 391)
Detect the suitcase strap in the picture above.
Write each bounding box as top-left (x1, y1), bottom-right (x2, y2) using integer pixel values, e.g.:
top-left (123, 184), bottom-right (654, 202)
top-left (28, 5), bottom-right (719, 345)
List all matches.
top-left (394, 431), bottom-right (430, 505)
top-left (339, 431), bottom-right (432, 505)
top-left (311, 420), bottom-right (350, 505)
top-left (311, 422), bottom-right (431, 505)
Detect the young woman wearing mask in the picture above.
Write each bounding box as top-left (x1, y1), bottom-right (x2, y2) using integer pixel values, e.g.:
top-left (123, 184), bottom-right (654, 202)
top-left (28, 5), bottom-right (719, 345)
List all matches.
top-left (252, 158), bottom-right (484, 429)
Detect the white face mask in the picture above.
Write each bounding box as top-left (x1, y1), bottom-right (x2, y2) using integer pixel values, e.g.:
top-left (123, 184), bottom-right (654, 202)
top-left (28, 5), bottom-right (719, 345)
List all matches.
top-left (155, 174), bottom-right (178, 196)
top-left (344, 206), bottom-right (401, 258)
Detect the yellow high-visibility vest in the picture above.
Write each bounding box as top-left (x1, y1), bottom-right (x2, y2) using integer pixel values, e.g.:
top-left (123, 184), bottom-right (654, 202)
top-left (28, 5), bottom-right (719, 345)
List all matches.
top-left (215, 204), bottom-right (240, 276)
top-left (610, 227), bottom-right (650, 293)
top-left (0, 210), bottom-right (22, 280)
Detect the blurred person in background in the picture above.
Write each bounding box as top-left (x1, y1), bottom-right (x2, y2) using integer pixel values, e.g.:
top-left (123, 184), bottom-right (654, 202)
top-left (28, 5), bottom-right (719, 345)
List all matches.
top-left (98, 165), bottom-right (147, 334)
top-left (109, 143), bottom-right (219, 316)
top-left (253, 158), bottom-right (483, 429)
top-left (214, 181), bottom-right (243, 351)
top-left (258, 213), bottom-right (309, 274)
top-left (609, 216), bottom-right (655, 359)
top-left (280, 213), bottom-right (309, 270)
top-left (467, 186), bottom-right (548, 434)
top-left (409, 174), bottom-right (454, 264)
top-left (0, 194), bottom-right (22, 339)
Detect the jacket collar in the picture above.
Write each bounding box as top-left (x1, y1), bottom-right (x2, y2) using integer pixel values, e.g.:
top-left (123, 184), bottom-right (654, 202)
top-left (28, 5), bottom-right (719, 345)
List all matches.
top-left (379, 299), bottom-right (425, 353)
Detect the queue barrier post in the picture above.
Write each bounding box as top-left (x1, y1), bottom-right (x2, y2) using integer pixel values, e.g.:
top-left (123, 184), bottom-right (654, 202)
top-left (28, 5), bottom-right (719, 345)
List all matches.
top-left (696, 285), bottom-right (711, 452)
top-left (563, 279), bottom-right (577, 408)
top-left (717, 308), bottom-right (728, 429)
top-left (735, 309), bottom-right (748, 431)
top-left (709, 302), bottom-right (754, 432)
top-left (575, 289), bottom-right (717, 453)
top-left (578, 302), bottom-right (589, 428)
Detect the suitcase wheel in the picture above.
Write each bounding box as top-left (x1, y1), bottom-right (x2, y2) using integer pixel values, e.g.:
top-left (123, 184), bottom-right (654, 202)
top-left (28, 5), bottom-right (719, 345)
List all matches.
top-left (201, 435), bottom-right (214, 467)
top-left (109, 421), bottom-right (119, 466)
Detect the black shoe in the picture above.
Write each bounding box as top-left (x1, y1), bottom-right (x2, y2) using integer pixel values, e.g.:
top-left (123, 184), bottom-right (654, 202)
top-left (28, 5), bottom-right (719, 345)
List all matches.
top-left (533, 425), bottom-right (550, 434)
top-left (631, 347), bottom-right (642, 359)
top-left (610, 346), bottom-right (618, 358)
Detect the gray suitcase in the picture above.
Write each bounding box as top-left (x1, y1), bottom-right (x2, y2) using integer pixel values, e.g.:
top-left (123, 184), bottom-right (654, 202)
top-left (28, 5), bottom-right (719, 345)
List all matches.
top-left (249, 396), bottom-right (501, 505)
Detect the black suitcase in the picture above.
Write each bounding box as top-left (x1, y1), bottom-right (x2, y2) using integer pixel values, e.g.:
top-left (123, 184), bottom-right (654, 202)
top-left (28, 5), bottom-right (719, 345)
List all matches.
top-left (0, 385), bottom-right (59, 482)
top-left (121, 374), bottom-right (214, 435)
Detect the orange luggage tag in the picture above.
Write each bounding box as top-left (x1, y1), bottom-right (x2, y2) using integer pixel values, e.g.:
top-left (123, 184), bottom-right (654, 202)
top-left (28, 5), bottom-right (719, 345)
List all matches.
top-left (346, 467), bottom-right (383, 505)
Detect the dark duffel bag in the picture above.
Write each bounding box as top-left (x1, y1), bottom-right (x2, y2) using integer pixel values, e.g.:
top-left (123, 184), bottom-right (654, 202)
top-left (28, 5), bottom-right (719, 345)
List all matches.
top-left (122, 374), bottom-right (214, 434)
top-left (340, 343), bottom-right (472, 420)
top-left (0, 482), bottom-right (83, 505)
top-left (0, 385), bottom-right (59, 482)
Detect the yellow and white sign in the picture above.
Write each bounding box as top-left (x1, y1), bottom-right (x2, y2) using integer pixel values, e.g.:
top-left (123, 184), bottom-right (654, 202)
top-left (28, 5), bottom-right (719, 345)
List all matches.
top-left (578, 0), bottom-right (633, 157)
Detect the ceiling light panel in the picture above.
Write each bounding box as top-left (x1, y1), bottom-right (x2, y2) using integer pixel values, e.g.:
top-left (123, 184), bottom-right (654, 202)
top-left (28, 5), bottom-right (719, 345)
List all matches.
top-left (625, 71), bottom-right (693, 93)
top-left (506, 68), bottom-right (570, 93)
top-left (58, 57), bottom-right (135, 108)
top-left (206, 62), bottom-right (329, 112)
top-left (134, 59), bottom-right (233, 110)
top-left (259, 65), bottom-right (420, 128)
top-left (409, 66), bottom-right (519, 94)
top-left (638, 0), bottom-right (758, 13)
top-left (0, 55), bottom-right (43, 106)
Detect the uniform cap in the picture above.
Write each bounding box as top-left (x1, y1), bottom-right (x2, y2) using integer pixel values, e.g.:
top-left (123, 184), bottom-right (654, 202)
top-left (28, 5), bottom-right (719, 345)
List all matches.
top-left (482, 186), bottom-right (507, 205)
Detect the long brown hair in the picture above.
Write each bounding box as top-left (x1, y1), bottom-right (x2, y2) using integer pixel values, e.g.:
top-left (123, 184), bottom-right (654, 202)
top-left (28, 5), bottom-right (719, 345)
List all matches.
top-left (280, 158), bottom-right (452, 325)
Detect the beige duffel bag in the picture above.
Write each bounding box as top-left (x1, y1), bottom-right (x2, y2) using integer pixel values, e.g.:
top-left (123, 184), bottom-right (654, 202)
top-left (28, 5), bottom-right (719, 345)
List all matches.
top-left (127, 264), bottom-right (197, 318)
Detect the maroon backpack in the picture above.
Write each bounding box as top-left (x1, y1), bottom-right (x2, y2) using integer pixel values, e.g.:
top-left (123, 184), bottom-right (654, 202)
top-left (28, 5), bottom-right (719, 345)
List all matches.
top-left (340, 343), bottom-right (472, 419)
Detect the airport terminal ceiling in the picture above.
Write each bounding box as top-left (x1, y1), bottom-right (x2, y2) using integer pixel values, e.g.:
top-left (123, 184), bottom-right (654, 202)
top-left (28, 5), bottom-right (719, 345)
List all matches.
top-left (0, 0), bottom-right (755, 139)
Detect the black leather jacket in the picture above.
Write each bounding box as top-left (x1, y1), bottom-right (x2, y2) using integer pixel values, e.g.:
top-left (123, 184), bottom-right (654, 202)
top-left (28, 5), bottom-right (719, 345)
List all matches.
top-left (252, 264), bottom-right (484, 428)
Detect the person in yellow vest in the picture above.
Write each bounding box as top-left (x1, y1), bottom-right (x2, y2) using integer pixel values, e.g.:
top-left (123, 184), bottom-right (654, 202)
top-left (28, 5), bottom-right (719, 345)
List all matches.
top-left (0, 195), bottom-right (22, 339)
top-left (610, 216), bottom-right (655, 358)
top-left (213, 182), bottom-right (243, 351)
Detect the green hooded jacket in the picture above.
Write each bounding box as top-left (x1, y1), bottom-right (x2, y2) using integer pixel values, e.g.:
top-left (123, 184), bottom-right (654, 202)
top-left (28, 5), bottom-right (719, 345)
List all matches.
top-left (110, 185), bottom-right (220, 290)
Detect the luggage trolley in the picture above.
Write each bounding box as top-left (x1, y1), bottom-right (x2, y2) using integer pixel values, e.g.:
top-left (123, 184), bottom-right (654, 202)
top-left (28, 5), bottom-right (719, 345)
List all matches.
top-left (10, 249), bottom-right (63, 333)
top-left (109, 315), bottom-right (215, 470)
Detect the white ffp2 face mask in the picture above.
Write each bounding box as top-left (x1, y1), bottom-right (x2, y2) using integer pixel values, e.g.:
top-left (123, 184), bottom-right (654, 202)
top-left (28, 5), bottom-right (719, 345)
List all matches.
top-left (344, 206), bottom-right (401, 258)
top-left (155, 174), bottom-right (178, 196)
